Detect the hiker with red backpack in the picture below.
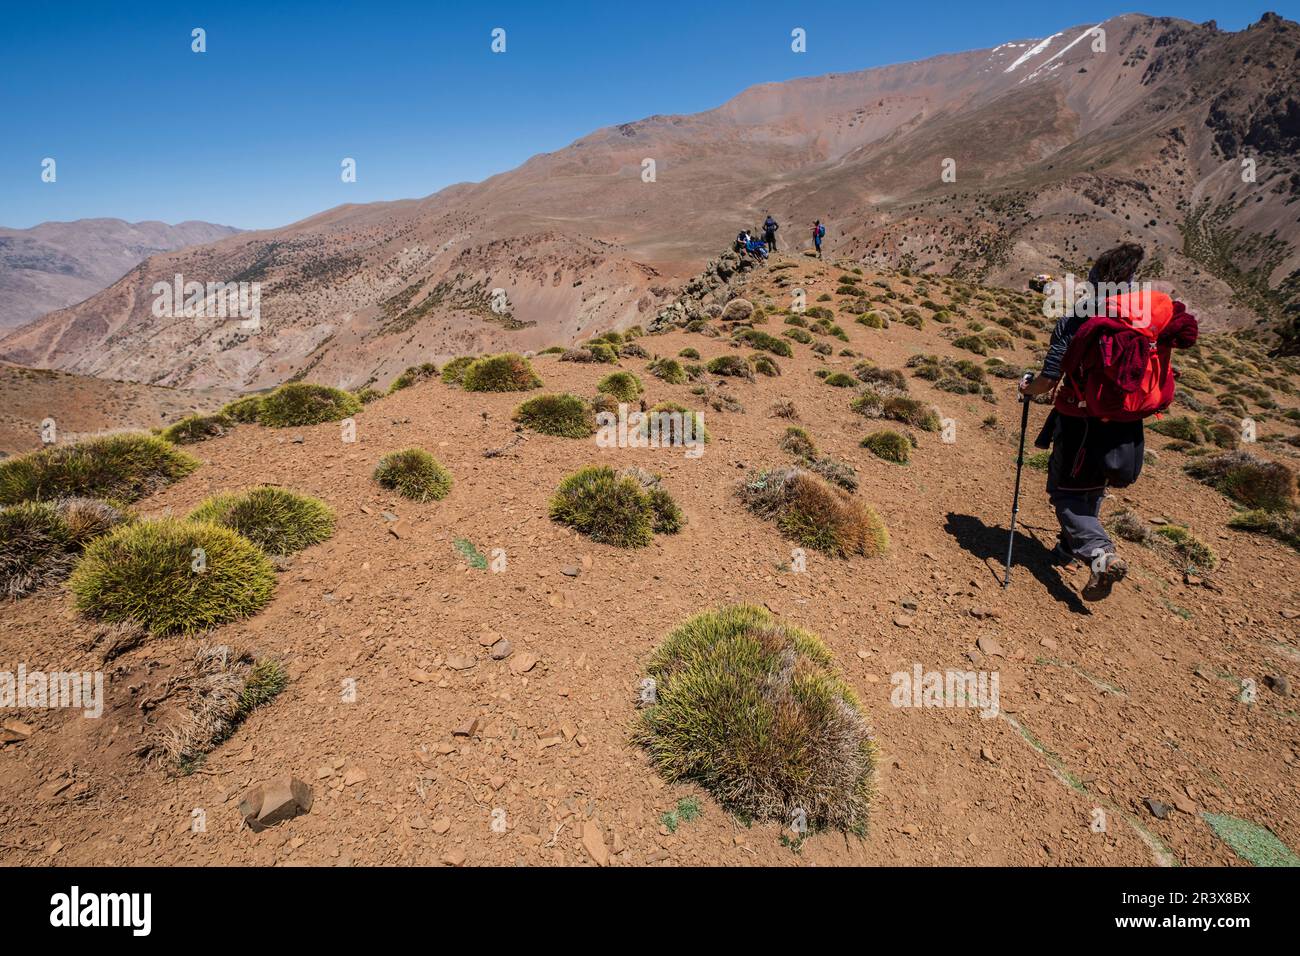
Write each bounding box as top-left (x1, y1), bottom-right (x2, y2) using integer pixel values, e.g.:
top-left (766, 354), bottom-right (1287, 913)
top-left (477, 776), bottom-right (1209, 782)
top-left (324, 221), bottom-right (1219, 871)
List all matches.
top-left (1018, 243), bottom-right (1198, 601)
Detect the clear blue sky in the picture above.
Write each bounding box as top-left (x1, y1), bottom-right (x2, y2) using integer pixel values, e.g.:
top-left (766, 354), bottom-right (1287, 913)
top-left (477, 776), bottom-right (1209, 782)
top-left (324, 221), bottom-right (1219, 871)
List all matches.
top-left (1, 1), bottom-right (1295, 231)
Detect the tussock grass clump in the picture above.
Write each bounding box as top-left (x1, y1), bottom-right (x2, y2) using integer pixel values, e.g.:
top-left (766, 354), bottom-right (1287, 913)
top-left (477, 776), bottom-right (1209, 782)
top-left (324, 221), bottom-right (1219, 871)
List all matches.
top-left (707, 355), bottom-right (754, 380)
top-left (854, 363), bottom-right (907, 391)
top-left (373, 448), bottom-right (453, 502)
top-left (739, 466), bottom-right (888, 558)
top-left (734, 328), bottom-right (793, 357)
top-left (784, 327), bottom-right (814, 345)
top-left (513, 393), bottom-right (596, 438)
top-left (635, 605), bottom-right (875, 833)
top-left (257, 383), bottom-right (361, 427)
top-left (461, 353), bottom-right (542, 392)
top-left (70, 518), bottom-right (276, 636)
top-left (678, 348), bottom-right (700, 360)
top-left (648, 357), bottom-right (687, 384)
top-left (721, 298), bottom-right (754, 322)
top-left (220, 395), bottom-right (265, 424)
top-left (1228, 510), bottom-right (1300, 551)
top-left (779, 426), bottom-right (817, 458)
top-left (549, 466), bottom-right (683, 547)
top-left (189, 487), bottom-right (335, 555)
top-left (353, 386), bottom-right (382, 405)
top-left (749, 353), bottom-right (782, 377)
top-left (159, 644), bottom-right (288, 771)
top-left (1185, 452), bottom-right (1297, 512)
top-left (882, 396), bottom-right (941, 431)
top-left (861, 430), bottom-right (911, 464)
top-left (1150, 416), bottom-right (1206, 443)
top-left (162, 413), bottom-right (233, 445)
top-left (1108, 509), bottom-right (1151, 544)
top-left (642, 401), bottom-right (710, 444)
top-left (823, 372), bottom-right (857, 388)
top-left (440, 356), bottom-right (475, 385)
top-left (1152, 525), bottom-right (1218, 571)
top-left (0, 433), bottom-right (198, 507)
top-left (596, 371), bottom-right (643, 403)
top-left (0, 498), bottom-right (126, 599)
top-left (389, 362), bottom-right (439, 393)
top-left (856, 311), bottom-right (888, 329)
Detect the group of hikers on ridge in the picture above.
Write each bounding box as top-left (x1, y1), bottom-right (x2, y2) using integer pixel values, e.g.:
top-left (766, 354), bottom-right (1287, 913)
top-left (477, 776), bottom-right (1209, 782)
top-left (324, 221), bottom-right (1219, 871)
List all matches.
top-left (734, 213), bottom-right (827, 262)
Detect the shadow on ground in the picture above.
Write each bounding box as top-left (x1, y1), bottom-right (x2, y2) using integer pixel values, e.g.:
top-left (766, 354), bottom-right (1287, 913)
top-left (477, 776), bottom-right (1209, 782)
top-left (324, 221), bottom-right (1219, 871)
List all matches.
top-left (943, 512), bottom-right (1089, 614)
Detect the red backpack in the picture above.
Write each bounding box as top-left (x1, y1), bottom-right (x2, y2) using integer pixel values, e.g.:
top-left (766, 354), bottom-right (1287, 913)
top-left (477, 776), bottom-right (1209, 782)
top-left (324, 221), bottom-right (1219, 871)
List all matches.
top-left (1055, 289), bottom-right (1194, 422)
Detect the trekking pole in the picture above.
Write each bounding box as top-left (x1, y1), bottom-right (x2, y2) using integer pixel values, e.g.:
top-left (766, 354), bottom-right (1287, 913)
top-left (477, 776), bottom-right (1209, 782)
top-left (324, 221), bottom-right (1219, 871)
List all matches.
top-left (1004, 373), bottom-right (1035, 588)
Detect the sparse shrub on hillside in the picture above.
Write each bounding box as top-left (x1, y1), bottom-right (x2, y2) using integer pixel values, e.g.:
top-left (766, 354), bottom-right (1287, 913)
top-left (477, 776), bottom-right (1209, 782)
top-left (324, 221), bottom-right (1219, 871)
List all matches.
top-left (854, 362), bottom-right (907, 391)
top-left (738, 466), bottom-right (888, 558)
top-left (188, 486), bottom-right (335, 555)
top-left (1228, 509), bottom-right (1300, 551)
top-left (707, 355), bottom-right (753, 380)
top-left (0, 433), bottom-right (198, 507)
top-left (158, 644), bottom-right (288, 771)
top-left (849, 389), bottom-right (886, 418)
top-left (678, 347), bottom-right (700, 360)
top-left (461, 353), bottom-right (542, 392)
top-left (0, 498), bottom-right (126, 599)
top-left (749, 353), bottom-right (782, 377)
top-left (373, 448), bottom-right (453, 502)
top-left (220, 395), bottom-right (265, 424)
top-left (258, 383), bottom-right (361, 427)
top-left (596, 371), bottom-right (643, 403)
top-left (513, 394), bottom-right (596, 438)
top-left (648, 357), bottom-right (687, 384)
top-left (1153, 525), bottom-right (1218, 571)
top-left (784, 315), bottom-right (809, 328)
top-left (784, 327), bottom-right (814, 345)
top-left (812, 340), bottom-right (833, 356)
top-left (440, 356), bottom-right (476, 385)
top-left (953, 335), bottom-right (988, 356)
top-left (635, 605), bottom-right (875, 833)
top-left (856, 311), bottom-right (888, 329)
top-left (734, 328), bottom-right (793, 357)
top-left (389, 362), bottom-right (439, 393)
top-left (353, 387), bottom-right (382, 405)
top-left (823, 372), bottom-right (856, 388)
top-left (901, 310), bottom-right (924, 329)
top-left (806, 455), bottom-right (858, 492)
top-left (769, 399), bottom-right (798, 420)
top-left (161, 413), bottom-right (234, 445)
top-left (1179, 368), bottom-right (1214, 392)
top-left (1185, 452), bottom-right (1297, 512)
top-left (1024, 451), bottom-right (1051, 470)
top-left (548, 466), bottom-right (682, 548)
top-left (1108, 509), bottom-right (1151, 544)
top-left (721, 298), bottom-right (754, 322)
top-left (861, 430), bottom-right (911, 464)
top-left (70, 517), bottom-right (276, 636)
top-left (1150, 416), bottom-right (1205, 443)
top-left (879, 396), bottom-right (940, 431)
top-left (779, 426), bottom-right (817, 458)
top-left (642, 401), bottom-right (710, 444)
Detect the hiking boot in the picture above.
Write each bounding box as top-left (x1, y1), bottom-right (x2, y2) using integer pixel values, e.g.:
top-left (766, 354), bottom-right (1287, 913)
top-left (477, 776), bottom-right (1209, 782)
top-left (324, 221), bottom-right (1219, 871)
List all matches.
top-left (1081, 553), bottom-right (1127, 602)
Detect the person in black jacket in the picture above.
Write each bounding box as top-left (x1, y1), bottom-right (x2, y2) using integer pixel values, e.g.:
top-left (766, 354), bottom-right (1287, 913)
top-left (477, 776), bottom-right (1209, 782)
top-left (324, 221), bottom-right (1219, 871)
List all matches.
top-left (1019, 243), bottom-right (1146, 601)
top-left (763, 214), bottom-right (779, 253)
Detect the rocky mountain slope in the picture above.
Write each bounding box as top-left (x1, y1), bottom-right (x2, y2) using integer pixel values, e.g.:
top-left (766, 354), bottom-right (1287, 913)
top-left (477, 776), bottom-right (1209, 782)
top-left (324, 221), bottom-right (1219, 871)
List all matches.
top-left (2, 13), bottom-right (1297, 392)
top-left (1, 252), bottom-right (1297, 866)
top-left (0, 219), bottom-right (241, 331)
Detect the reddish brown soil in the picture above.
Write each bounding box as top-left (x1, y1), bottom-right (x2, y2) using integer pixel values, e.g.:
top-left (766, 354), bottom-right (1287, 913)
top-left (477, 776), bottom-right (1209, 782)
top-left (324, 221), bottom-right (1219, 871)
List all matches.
top-left (1, 258), bottom-right (1297, 867)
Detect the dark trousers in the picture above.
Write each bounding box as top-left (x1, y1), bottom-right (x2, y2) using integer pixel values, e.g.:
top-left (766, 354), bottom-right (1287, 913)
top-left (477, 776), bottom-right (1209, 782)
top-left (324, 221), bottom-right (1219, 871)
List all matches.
top-left (764, 231), bottom-right (776, 252)
top-left (1038, 411), bottom-right (1144, 562)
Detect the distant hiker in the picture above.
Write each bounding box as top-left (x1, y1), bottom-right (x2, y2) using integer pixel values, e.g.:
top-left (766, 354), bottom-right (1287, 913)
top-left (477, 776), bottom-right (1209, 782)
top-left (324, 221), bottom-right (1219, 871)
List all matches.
top-left (763, 214), bottom-right (779, 253)
top-left (812, 219), bottom-right (825, 258)
top-left (735, 229), bottom-right (752, 255)
top-left (1019, 242), bottom-right (1198, 601)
